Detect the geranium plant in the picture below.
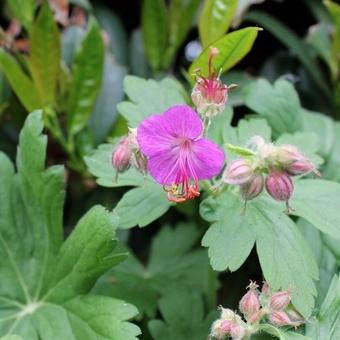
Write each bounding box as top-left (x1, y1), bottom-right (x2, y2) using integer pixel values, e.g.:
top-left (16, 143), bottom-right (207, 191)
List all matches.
top-left (0, 0), bottom-right (339, 339)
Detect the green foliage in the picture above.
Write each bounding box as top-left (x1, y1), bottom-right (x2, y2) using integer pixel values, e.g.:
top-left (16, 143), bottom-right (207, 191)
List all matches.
top-left (244, 78), bottom-right (303, 137)
top-left (117, 76), bottom-right (187, 127)
top-left (29, 3), bottom-right (60, 107)
top-left (0, 111), bottom-right (140, 339)
top-left (305, 274), bottom-right (340, 339)
top-left (246, 10), bottom-right (331, 98)
top-left (141, 0), bottom-right (167, 72)
top-left (0, 49), bottom-right (41, 112)
top-left (291, 179), bottom-right (340, 239)
top-left (6, 0), bottom-right (36, 29)
top-left (189, 27), bottom-right (262, 77)
top-left (201, 191), bottom-right (318, 317)
top-left (148, 288), bottom-right (217, 340)
top-left (199, 0), bottom-right (239, 47)
top-left (113, 182), bottom-right (172, 229)
top-left (95, 224), bottom-right (217, 319)
top-left (67, 17), bottom-right (105, 136)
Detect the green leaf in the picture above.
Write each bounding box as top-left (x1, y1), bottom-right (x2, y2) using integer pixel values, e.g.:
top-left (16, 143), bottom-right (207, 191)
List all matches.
top-left (94, 224), bottom-right (217, 318)
top-left (6, 0), bottom-right (36, 29)
top-left (298, 219), bottom-right (338, 308)
top-left (259, 324), bottom-right (311, 340)
top-left (89, 53), bottom-right (127, 144)
top-left (148, 288), bottom-right (217, 339)
top-left (162, 0), bottom-right (201, 68)
top-left (305, 274), bottom-right (340, 339)
top-left (201, 192), bottom-right (318, 317)
top-left (85, 142), bottom-right (146, 187)
top-left (0, 111), bottom-right (140, 339)
top-left (142, 0), bottom-right (167, 72)
top-left (199, 0), bottom-right (239, 47)
top-left (117, 75), bottom-right (187, 127)
top-left (244, 78), bottom-right (303, 137)
top-left (302, 109), bottom-right (335, 158)
top-left (0, 49), bottom-right (41, 112)
top-left (246, 11), bottom-right (332, 98)
top-left (0, 336), bottom-right (23, 340)
top-left (290, 179), bottom-right (340, 239)
top-left (189, 27), bottom-right (262, 77)
top-left (67, 18), bottom-right (105, 135)
top-left (113, 182), bottom-right (172, 229)
top-left (201, 192), bottom-right (256, 271)
top-left (29, 3), bottom-right (60, 107)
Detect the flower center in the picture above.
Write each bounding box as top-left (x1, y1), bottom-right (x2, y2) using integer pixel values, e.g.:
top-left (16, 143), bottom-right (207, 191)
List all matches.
top-left (163, 138), bottom-right (200, 203)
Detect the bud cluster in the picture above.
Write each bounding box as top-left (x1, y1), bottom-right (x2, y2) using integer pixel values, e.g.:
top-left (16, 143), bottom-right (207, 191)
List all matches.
top-left (222, 136), bottom-right (319, 212)
top-left (210, 281), bottom-right (305, 340)
top-left (111, 128), bottom-right (147, 176)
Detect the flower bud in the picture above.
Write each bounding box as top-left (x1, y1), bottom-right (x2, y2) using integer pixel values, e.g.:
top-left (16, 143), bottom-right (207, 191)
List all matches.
top-left (213, 308), bottom-right (247, 339)
top-left (112, 136), bottom-right (131, 172)
top-left (285, 307), bottom-right (305, 327)
top-left (265, 171), bottom-right (293, 202)
top-left (286, 158), bottom-right (318, 177)
top-left (269, 291), bottom-right (291, 311)
top-left (210, 319), bottom-right (231, 338)
top-left (261, 282), bottom-right (271, 297)
top-left (276, 144), bottom-right (302, 165)
top-left (269, 311), bottom-right (294, 327)
top-left (240, 174), bottom-right (264, 200)
top-left (130, 151), bottom-right (148, 174)
top-left (223, 159), bottom-right (254, 185)
top-left (239, 289), bottom-right (260, 319)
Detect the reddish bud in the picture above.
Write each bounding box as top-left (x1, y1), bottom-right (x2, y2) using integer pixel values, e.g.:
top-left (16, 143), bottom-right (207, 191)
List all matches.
top-left (239, 289), bottom-right (260, 319)
top-left (286, 158), bottom-right (318, 176)
top-left (270, 291), bottom-right (291, 311)
top-left (265, 171), bottom-right (293, 202)
top-left (276, 144), bottom-right (302, 165)
top-left (261, 282), bottom-right (271, 297)
top-left (269, 310), bottom-right (303, 328)
top-left (285, 307), bottom-right (305, 327)
top-left (240, 174), bottom-right (264, 200)
top-left (112, 137), bottom-right (131, 172)
top-left (223, 159), bottom-right (254, 185)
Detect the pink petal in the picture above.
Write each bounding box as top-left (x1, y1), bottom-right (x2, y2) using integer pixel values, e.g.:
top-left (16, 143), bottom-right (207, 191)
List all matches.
top-left (146, 147), bottom-right (181, 185)
top-left (137, 105), bottom-right (203, 157)
top-left (189, 139), bottom-right (225, 179)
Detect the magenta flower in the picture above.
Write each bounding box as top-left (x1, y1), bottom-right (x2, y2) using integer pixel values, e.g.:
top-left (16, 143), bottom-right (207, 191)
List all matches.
top-left (137, 105), bottom-right (225, 202)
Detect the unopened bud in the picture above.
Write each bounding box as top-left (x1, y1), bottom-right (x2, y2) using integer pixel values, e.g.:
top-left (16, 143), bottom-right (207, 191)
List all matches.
top-left (269, 310), bottom-right (303, 328)
top-left (286, 158), bottom-right (319, 177)
top-left (269, 291), bottom-right (291, 311)
top-left (223, 159), bottom-right (254, 185)
top-left (239, 289), bottom-right (260, 319)
top-left (130, 151), bottom-right (148, 174)
top-left (210, 319), bottom-right (231, 338)
top-left (265, 171), bottom-right (293, 202)
top-left (285, 307), bottom-right (305, 327)
top-left (276, 144), bottom-right (302, 165)
top-left (214, 308), bottom-right (247, 339)
top-left (261, 282), bottom-right (271, 297)
top-left (112, 137), bottom-right (131, 172)
top-left (240, 173), bottom-right (264, 200)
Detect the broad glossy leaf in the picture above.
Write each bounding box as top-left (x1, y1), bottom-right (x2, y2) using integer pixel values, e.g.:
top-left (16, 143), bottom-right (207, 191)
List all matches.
top-left (199, 0), bottom-right (238, 47)
top-left (162, 0), bottom-right (201, 68)
top-left (305, 275), bottom-right (340, 339)
top-left (85, 143), bottom-right (146, 187)
top-left (67, 18), bottom-right (104, 135)
top-left (0, 111), bottom-right (140, 339)
top-left (290, 179), bottom-right (340, 239)
top-left (246, 11), bottom-right (331, 98)
top-left (201, 191), bottom-right (318, 317)
top-left (6, 0), bottom-right (36, 29)
top-left (189, 27), bottom-right (262, 77)
top-left (113, 182), bottom-right (172, 229)
top-left (0, 49), bottom-right (41, 112)
top-left (244, 78), bottom-right (303, 137)
top-left (148, 288), bottom-right (217, 340)
top-left (29, 4), bottom-right (60, 107)
top-left (89, 53), bottom-right (126, 144)
top-left (117, 76), bottom-right (187, 127)
top-left (142, 0), bottom-right (167, 71)
top-left (95, 224), bottom-right (217, 318)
